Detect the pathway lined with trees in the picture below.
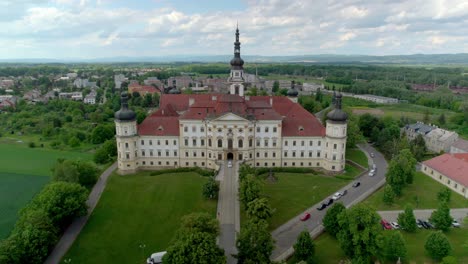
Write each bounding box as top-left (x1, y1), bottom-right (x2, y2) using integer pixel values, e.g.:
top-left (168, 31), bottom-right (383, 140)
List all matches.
top-left (44, 162), bottom-right (117, 264)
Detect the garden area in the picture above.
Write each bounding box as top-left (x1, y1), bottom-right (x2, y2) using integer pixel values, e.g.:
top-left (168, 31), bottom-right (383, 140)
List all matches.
top-left (64, 171), bottom-right (217, 264)
top-left (0, 143), bottom-right (92, 239)
top-left (363, 172), bottom-right (468, 210)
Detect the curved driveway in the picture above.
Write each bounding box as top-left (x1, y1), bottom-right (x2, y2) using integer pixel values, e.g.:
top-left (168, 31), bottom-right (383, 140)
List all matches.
top-left (271, 143), bottom-right (388, 261)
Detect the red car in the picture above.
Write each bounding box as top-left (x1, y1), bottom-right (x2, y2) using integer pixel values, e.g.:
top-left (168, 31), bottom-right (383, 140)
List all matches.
top-left (300, 212), bottom-right (311, 221)
top-left (380, 219), bottom-right (392, 230)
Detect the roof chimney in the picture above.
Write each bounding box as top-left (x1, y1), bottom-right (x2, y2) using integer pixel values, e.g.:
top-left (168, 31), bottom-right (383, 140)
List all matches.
top-left (245, 96), bottom-right (250, 101)
top-left (212, 95), bottom-right (217, 101)
top-left (270, 97), bottom-right (273, 106)
top-left (189, 97), bottom-right (195, 106)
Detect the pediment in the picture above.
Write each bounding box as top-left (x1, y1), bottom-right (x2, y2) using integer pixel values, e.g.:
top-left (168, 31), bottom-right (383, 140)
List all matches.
top-left (214, 113), bottom-right (248, 122)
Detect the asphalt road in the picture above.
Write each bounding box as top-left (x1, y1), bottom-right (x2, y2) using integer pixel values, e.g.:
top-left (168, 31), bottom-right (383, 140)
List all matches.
top-left (271, 143), bottom-right (388, 261)
top-left (216, 161), bottom-right (240, 264)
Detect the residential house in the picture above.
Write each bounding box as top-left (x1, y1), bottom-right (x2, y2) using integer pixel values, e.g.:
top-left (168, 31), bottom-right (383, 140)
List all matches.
top-left (114, 74), bottom-right (128, 89)
top-left (128, 83), bottom-right (161, 97)
top-left (84, 91), bottom-right (97, 104)
top-left (450, 138), bottom-right (468, 154)
top-left (59, 92), bottom-right (83, 101)
top-left (0, 95), bottom-right (17, 109)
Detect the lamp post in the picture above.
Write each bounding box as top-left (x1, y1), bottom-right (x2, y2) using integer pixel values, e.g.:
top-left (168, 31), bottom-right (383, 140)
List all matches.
top-left (139, 243), bottom-right (146, 263)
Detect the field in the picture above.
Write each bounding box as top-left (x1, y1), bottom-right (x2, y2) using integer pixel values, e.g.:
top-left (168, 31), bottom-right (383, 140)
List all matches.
top-left (64, 171), bottom-right (217, 264)
top-left (363, 172), bottom-right (468, 210)
top-left (0, 143), bottom-right (92, 239)
top-left (264, 169), bottom-right (358, 230)
top-left (309, 227), bottom-right (468, 264)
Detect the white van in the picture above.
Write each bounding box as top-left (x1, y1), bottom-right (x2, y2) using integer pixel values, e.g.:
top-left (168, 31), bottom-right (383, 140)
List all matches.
top-left (147, 251), bottom-right (167, 264)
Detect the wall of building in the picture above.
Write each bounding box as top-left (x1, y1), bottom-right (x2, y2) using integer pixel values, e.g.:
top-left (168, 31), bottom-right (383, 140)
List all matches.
top-left (421, 164), bottom-right (467, 198)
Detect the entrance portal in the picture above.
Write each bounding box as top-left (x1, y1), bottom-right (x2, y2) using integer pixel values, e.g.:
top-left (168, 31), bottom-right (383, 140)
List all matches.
top-left (227, 152), bottom-right (234, 160)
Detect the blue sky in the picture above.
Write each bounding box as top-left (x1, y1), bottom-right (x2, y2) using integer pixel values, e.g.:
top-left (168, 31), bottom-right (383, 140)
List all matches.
top-left (1, 0), bottom-right (467, 59)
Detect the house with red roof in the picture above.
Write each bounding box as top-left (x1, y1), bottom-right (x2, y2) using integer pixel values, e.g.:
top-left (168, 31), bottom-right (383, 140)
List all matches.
top-left (114, 27), bottom-right (348, 174)
top-left (128, 83), bottom-right (161, 97)
top-left (422, 153), bottom-right (468, 198)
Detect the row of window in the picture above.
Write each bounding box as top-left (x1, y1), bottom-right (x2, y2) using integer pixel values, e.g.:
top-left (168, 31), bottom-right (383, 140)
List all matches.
top-left (285, 140), bottom-right (322, 147)
top-left (182, 126), bottom-right (279, 134)
top-left (183, 138), bottom-right (279, 148)
top-left (140, 139), bottom-right (177, 146)
top-left (254, 162), bottom-right (322, 167)
top-left (141, 150), bottom-right (178, 157)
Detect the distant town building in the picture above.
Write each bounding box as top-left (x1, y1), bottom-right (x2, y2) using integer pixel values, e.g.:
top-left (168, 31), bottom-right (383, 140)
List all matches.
top-left (204, 78), bottom-right (227, 93)
top-left (144, 77), bottom-right (164, 89)
top-left (73, 78), bottom-right (97, 89)
top-left (0, 95), bottom-right (17, 109)
top-left (450, 138), bottom-right (468, 154)
top-left (411, 84), bottom-right (468, 94)
top-left (84, 91), bottom-right (97, 104)
top-left (66, 72), bottom-right (78, 79)
top-left (352, 94), bottom-right (399, 104)
top-left (128, 83), bottom-right (161, 97)
top-left (301, 83), bottom-right (325, 95)
top-left (422, 153), bottom-right (468, 198)
top-left (265, 80), bottom-right (291, 92)
top-left (114, 74), bottom-right (128, 89)
top-left (167, 76), bottom-right (193, 89)
top-left (59, 92), bottom-right (83, 101)
top-left (23, 89), bottom-right (42, 101)
top-left (403, 122), bottom-right (458, 153)
top-left (0, 79), bottom-right (14, 89)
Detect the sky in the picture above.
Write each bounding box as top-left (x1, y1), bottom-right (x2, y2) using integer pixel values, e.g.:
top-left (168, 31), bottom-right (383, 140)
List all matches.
top-left (1, 0), bottom-right (468, 59)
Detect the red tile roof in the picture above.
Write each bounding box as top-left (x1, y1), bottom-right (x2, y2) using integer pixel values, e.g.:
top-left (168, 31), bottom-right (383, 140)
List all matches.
top-left (138, 115), bottom-right (180, 136)
top-left (141, 94), bottom-right (325, 137)
top-left (128, 84), bottom-right (161, 96)
top-left (423, 153), bottom-right (468, 186)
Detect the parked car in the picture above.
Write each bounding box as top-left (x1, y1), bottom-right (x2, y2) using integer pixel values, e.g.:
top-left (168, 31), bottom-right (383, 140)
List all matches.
top-left (147, 251), bottom-right (167, 264)
top-left (370, 153), bottom-right (375, 158)
top-left (300, 212), bottom-right (311, 221)
top-left (352, 182), bottom-right (361, 188)
top-left (418, 219), bottom-right (429, 229)
top-left (227, 161), bottom-right (232, 168)
top-left (391, 222), bottom-right (400, 229)
top-left (317, 203), bottom-right (327, 211)
top-left (372, 164), bottom-right (377, 170)
top-left (325, 198), bottom-right (334, 206)
top-left (452, 220), bottom-right (461, 228)
top-left (416, 219), bottom-right (423, 229)
top-left (381, 219), bottom-right (392, 230)
top-left (332, 192), bottom-right (343, 200)
top-left (368, 171), bottom-right (375, 177)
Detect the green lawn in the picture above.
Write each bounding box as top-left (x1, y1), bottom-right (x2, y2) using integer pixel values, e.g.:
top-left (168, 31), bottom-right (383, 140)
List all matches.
top-left (0, 172), bottom-right (50, 239)
top-left (346, 148), bottom-right (369, 168)
top-left (363, 172), bottom-right (468, 210)
top-left (0, 143), bottom-right (93, 239)
top-left (309, 227), bottom-right (468, 264)
top-left (0, 143), bottom-right (92, 176)
top-left (64, 171), bottom-right (217, 264)
top-left (264, 172), bottom-right (353, 230)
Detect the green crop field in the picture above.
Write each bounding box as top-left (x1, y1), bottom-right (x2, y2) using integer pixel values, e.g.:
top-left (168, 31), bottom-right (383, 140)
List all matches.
top-left (64, 171), bottom-right (217, 264)
top-left (0, 143), bottom-right (92, 239)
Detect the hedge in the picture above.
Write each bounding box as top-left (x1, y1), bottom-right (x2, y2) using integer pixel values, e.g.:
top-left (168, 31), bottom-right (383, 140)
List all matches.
top-left (150, 167), bottom-right (216, 177)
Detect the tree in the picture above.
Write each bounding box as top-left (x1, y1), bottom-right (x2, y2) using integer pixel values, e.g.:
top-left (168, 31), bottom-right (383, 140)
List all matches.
top-left (177, 213), bottom-right (219, 238)
top-left (397, 205), bottom-right (417, 232)
top-left (30, 182), bottom-right (88, 230)
top-left (346, 115), bottom-right (362, 148)
top-left (94, 139), bottom-right (117, 164)
top-left (236, 220), bottom-right (274, 264)
top-left (202, 177), bottom-right (219, 199)
top-left (239, 174), bottom-right (261, 208)
top-left (293, 230), bottom-right (315, 262)
top-left (383, 185), bottom-right (395, 205)
top-left (323, 202), bottom-right (346, 238)
top-left (90, 124), bottom-right (114, 144)
top-left (358, 113), bottom-right (379, 138)
top-left (410, 134), bottom-right (427, 161)
top-left (74, 160), bottom-right (100, 186)
top-left (163, 231), bottom-right (225, 264)
top-left (315, 88), bottom-right (323, 102)
top-left (5, 209), bottom-right (58, 264)
top-left (52, 159), bottom-right (79, 183)
top-left (429, 202), bottom-right (453, 232)
top-left (246, 198), bottom-right (272, 222)
top-left (438, 113), bottom-right (446, 125)
top-left (272, 80), bottom-right (280, 94)
top-left (383, 231), bottom-right (407, 262)
top-left (437, 187), bottom-right (452, 203)
top-left (425, 231), bottom-right (451, 260)
top-left (385, 149), bottom-right (416, 196)
top-left (337, 204), bottom-right (383, 262)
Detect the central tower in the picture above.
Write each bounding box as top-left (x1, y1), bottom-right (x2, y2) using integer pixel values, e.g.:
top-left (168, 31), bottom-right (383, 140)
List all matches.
top-left (228, 25), bottom-right (245, 96)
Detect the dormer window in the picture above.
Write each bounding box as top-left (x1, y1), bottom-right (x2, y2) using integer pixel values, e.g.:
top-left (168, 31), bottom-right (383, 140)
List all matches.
top-left (158, 126), bottom-right (163, 131)
top-left (299, 126), bottom-right (304, 131)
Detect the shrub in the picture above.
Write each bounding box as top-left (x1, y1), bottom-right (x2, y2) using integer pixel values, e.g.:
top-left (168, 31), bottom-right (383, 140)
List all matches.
top-left (150, 167), bottom-right (215, 177)
top-left (28, 142), bottom-right (36, 148)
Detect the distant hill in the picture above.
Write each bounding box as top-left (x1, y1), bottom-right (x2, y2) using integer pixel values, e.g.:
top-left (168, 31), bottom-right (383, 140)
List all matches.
top-left (1, 53), bottom-right (468, 64)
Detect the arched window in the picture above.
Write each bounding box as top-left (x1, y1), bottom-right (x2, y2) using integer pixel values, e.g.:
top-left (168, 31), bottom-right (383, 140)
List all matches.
top-left (238, 139), bottom-right (243, 148)
top-left (208, 138), bottom-right (212, 147)
top-left (228, 139), bottom-right (233, 148)
top-left (218, 139), bottom-right (223, 148)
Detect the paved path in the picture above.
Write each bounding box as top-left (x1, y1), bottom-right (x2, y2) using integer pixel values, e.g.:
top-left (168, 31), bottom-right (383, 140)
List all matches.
top-left (271, 144), bottom-right (388, 261)
top-left (216, 161), bottom-right (240, 264)
top-left (378, 208), bottom-right (468, 222)
top-left (44, 162), bottom-right (118, 264)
